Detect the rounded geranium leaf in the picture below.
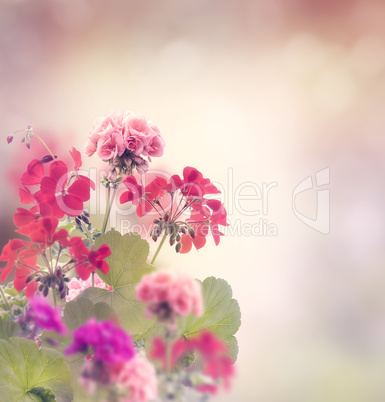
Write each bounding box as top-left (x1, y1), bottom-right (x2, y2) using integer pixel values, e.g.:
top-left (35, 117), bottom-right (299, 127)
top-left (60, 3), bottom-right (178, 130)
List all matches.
top-left (0, 337), bottom-right (73, 401)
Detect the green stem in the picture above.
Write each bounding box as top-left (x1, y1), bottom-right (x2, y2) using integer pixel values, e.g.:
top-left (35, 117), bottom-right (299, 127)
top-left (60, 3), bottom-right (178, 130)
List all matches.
top-left (166, 336), bottom-right (172, 373)
top-left (81, 221), bottom-right (93, 243)
top-left (52, 289), bottom-right (57, 307)
top-left (101, 187), bottom-right (111, 233)
top-left (34, 133), bottom-right (56, 160)
top-left (92, 272), bottom-right (95, 287)
top-left (0, 287), bottom-right (10, 310)
top-left (151, 234), bottom-right (167, 265)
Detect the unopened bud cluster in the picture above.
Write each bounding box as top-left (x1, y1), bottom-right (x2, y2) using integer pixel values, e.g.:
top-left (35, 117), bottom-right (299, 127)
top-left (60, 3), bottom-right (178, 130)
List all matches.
top-left (151, 215), bottom-right (195, 253)
top-left (107, 150), bottom-right (149, 181)
top-left (27, 269), bottom-right (70, 299)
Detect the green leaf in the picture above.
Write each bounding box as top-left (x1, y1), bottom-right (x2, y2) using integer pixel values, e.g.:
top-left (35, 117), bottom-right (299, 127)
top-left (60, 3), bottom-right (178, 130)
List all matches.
top-left (81, 231), bottom-right (155, 335)
top-left (178, 277), bottom-right (241, 361)
top-left (63, 298), bottom-right (114, 331)
top-left (0, 337), bottom-right (73, 401)
top-left (29, 387), bottom-right (57, 401)
top-left (0, 315), bottom-right (18, 340)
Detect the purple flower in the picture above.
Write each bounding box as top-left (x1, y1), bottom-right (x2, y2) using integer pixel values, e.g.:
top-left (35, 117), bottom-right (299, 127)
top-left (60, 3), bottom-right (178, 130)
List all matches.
top-left (65, 318), bottom-right (135, 364)
top-left (26, 296), bottom-right (67, 335)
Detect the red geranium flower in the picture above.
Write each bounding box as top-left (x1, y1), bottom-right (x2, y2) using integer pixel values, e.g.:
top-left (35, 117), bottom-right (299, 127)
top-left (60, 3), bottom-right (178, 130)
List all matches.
top-left (150, 331), bottom-right (234, 395)
top-left (69, 237), bottom-right (111, 280)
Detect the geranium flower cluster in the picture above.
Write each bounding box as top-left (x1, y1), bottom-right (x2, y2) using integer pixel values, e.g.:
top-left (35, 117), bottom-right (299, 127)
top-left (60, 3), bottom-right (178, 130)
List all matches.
top-left (1, 111), bottom-right (238, 402)
top-left (85, 111), bottom-right (165, 179)
top-left (0, 216), bottom-right (111, 299)
top-left (19, 295), bottom-right (67, 337)
top-left (136, 270), bottom-right (203, 323)
top-left (65, 318), bottom-right (135, 364)
top-left (17, 147), bottom-right (93, 220)
top-left (65, 318), bottom-right (156, 399)
top-left (151, 331), bottom-right (234, 395)
top-left (66, 273), bottom-right (111, 302)
top-left (119, 166), bottom-right (229, 254)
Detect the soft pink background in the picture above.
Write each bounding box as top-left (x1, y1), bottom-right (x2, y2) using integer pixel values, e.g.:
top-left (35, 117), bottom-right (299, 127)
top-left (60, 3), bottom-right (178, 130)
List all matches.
top-left (1, 1), bottom-right (385, 401)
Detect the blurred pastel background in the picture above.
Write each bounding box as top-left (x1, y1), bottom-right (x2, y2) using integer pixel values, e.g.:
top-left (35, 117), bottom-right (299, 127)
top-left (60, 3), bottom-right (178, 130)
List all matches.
top-left (1, 0), bottom-right (385, 401)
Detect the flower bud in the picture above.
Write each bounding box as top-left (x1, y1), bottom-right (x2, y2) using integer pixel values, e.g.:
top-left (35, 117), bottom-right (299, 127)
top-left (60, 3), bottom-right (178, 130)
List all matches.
top-left (43, 286), bottom-right (49, 297)
top-left (169, 235), bottom-right (175, 246)
top-left (6, 135), bottom-right (13, 144)
top-left (40, 155), bottom-right (57, 163)
top-left (25, 274), bottom-right (36, 284)
top-left (188, 227), bottom-right (195, 239)
top-left (175, 242), bottom-right (182, 253)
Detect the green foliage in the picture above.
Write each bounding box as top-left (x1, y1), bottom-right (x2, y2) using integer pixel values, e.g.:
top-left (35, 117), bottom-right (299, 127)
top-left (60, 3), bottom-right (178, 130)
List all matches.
top-left (178, 277), bottom-right (241, 361)
top-left (0, 315), bottom-right (18, 340)
top-left (63, 297), bottom-right (114, 331)
top-left (81, 231), bottom-right (155, 335)
top-left (0, 338), bottom-right (73, 402)
top-left (29, 387), bottom-right (57, 401)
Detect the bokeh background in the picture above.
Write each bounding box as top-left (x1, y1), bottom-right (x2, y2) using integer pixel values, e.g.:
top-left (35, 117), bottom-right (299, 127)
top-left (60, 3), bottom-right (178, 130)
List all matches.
top-left (1, 0), bottom-right (385, 401)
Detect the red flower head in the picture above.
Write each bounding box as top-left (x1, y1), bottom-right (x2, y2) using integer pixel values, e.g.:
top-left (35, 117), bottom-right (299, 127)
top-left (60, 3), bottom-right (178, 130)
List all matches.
top-left (150, 331), bottom-right (235, 395)
top-left (69, 237), bottom-right (112, 280)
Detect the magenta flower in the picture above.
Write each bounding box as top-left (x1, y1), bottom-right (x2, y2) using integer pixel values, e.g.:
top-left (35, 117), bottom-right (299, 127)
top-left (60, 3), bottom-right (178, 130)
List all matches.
top-left (26, 296), bottom-right (67, 335)
top-left (65, 318), bottom-right (135, 364)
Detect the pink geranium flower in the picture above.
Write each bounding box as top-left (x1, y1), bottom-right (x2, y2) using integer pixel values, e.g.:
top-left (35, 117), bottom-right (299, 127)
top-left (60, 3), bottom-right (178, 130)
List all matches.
top-left (85, 110), bottom-right (165, 177)
top-left (66, 274), bottom-right (110, 302)
top-left (136, 270), bottom-right (203, 322)
top-left (112, 354), bottom-right (158, 402)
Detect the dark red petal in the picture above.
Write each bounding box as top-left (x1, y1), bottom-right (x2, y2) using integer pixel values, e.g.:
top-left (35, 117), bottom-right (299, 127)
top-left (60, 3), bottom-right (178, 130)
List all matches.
top-left (21, 160), bottom-right (45, 186)
top-left (75, 263), bottom-right (91, 281)
top-left (70, 147), bottom-right (82, 170)
top-left (13, 276), bottom-right (27, 293)
top-left (13, 209), bottom-right (35, 228)
top-left (179, 235), bottom-right (192, 254)
top-left (97, 260), bottom-right (109, 275)
top-left (46, 197), bottom-right (65, 219)
top-left (19, 187), bottom-right (35, 204)
top-left (183, 166), bottom-right (202, 183)
top-left (205, 199), bottom-right (223, 213)
top-left (164, 175), bottom-right (183, 191)
top-left (41, 217), bottom-right (59, 237)
top-left (41, 177), bottom-right (58, 195)
top-left (0, 262), bottom-right (16, 282)
top-left (49, 161), bottom-right (68, 182)
top-left (123, 175), bottom-right (139, 188)
top-left (52, 229), bottom-right (69, 244)
top-left (136, 200), bottom-right (153, 217)
top-left (67, 179), bottom-right (90, 201)
top-left (96, 244), bottom-right (111, 260)
top-left (192, 234), bottom-right (206, 250)
top-left (39, 202), bottom-right (53, 217)
top-left (25, 281), bottom-right (38, 299)
top-left (120, 191), bottom-right (134, 204)
top-left (58, 194), bottom-right (83, 217)
top-left (78, 175), bottom-right (95, 191)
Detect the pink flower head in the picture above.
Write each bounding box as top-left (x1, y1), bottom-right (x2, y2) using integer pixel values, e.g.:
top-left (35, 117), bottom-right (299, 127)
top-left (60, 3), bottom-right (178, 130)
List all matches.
top-left (66, 274), bottom-right (111, 302)
top-left (112, 354), bottom-right (158, 402)
top-left (85, 110), bottom-right (165, 176)
top-left (122, 115), bottom-right (153, 155)
top-left (26, 295), bottom-right (67, 335)
top-left (136, 270), bottom-right (203, 321)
